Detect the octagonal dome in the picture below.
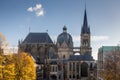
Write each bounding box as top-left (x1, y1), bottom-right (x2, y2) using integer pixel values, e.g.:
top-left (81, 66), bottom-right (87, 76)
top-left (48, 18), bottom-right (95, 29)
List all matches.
top-left (57, 26), bottom-right (73, 48)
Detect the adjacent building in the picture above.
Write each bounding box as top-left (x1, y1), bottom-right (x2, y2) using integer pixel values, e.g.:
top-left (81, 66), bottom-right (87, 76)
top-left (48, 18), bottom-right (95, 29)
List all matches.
top-left (97, 46), bottom-right (120, 80)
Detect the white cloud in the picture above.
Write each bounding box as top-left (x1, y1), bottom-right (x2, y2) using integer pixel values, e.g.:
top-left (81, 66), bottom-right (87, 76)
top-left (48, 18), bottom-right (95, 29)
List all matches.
top-left (72, 35), bottom-right (109, 42)
top-left (27, 4), bottom-right (44, 16)
top-left (34, 4), bottom-right (42, 10)
top-left (27, 7), bottom-right (33, 12)
top-left (36, 9), bottom-right (44, 16)
top-left (51, 36), bottom-right (57, 42)
top-left (73, 35), bottom-right (80, 42)
top-left (91, 36), bottom-right (109, 41)
top-left (51, 35), bottom-right (109, 43)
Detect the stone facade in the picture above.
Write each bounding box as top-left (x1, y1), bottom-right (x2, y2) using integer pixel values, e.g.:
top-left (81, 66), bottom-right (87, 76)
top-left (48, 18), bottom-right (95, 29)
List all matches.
top-left (19, 9), bottom-right (97, 80)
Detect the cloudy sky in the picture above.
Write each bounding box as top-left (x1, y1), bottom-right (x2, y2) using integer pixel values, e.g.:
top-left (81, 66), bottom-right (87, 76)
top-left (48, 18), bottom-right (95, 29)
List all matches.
top-left (0, 0), bottom-right (120, 59)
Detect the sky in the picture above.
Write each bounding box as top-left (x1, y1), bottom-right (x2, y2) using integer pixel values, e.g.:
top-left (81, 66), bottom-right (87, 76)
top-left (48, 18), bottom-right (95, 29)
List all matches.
top-left (0, 0), bottom-right (120, 60)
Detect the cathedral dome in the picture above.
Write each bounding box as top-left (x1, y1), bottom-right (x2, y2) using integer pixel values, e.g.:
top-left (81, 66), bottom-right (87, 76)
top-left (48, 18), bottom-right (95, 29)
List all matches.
top-left (57, 26), bottom-right (73, 47)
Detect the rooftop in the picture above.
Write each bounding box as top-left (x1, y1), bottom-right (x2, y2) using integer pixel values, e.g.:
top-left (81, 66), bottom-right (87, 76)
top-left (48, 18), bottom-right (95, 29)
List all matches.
top-left (23, 32), bottom-right (53, 44)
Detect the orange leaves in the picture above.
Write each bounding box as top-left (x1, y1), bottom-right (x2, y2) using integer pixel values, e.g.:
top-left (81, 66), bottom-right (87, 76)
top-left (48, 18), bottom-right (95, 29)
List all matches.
top-left (0, 51), bottom-right (36, 80)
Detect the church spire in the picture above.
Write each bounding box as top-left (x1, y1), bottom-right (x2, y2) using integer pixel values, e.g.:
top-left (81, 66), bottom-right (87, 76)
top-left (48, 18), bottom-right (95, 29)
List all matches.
top-left (83, 9), bottom-right (88, 28)
top-left (81, 8), bottom-right (90, 34)
top-left (80, 8), bottom-right (92, 55)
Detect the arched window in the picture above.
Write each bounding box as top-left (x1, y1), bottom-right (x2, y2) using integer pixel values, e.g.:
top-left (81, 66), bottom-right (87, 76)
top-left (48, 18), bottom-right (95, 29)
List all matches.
top-left (63, 55), bottom-right (65, 59)
top-left (51, 75), bottom-right (57, 80)
top-left (73, 74), bottom-right (75, 79)
top-left (69, 62), bottom-right (71, 71)
top-left (81, 62), bottom-right (88, 77)
top-left (69, 75), bottom-right (71, 78)
top-left (76, 62), bottom-right (79, 73)
top-left (90, 63), bottom-right (93, 70)
top-left (59, 75), bottom-right (61, 79)
top-left (53, 66), bottom-right (55, 72)
top-left (77, 75), bottom-right (79, 79)
top-left (73, 62), bottom-right (75, 71)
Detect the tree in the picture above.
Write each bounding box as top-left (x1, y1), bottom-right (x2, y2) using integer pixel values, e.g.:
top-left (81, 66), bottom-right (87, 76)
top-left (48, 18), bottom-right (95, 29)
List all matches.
top-left (0, 33), bottom-right (36, 79)
top-left (14, 52), bottom-right (36, 80)
top-left (0, 54), bottom-right (5, 79)
top-left (2, 54), bottom-right (15, 80)
top-left (0, 51), bottom-right (36, 80)
top-left (103, 47), bottom-right (120, 80)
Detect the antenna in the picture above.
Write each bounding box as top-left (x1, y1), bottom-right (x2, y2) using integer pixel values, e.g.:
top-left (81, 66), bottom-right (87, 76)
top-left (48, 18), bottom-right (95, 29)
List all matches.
top-left (46, 29), bottom-right (48, 33)
top-left (85, 0), bottom-right (87, 10)
top-left (29, 27), bottom-right (31, 33)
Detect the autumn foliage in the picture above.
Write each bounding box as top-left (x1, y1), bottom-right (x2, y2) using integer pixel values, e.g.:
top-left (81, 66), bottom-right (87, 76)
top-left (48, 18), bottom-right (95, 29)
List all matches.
top-left (0, 52), bottom-right (36, 80)
top-left (103, 48), bottom-right (120, 80)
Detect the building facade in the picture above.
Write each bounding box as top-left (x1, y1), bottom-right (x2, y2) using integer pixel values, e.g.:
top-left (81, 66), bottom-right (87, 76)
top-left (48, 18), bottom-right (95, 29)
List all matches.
top-left (97, 46), bottom-right (120, 80)
top-left (19, 9), bottom-right (97, 80)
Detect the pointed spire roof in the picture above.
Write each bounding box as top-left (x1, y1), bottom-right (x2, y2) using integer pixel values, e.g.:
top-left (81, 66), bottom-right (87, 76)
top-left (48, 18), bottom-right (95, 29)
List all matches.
top-left (81, 9), bottom-right (90, 34)
top-left (83, 9), bottom-right (88, 28)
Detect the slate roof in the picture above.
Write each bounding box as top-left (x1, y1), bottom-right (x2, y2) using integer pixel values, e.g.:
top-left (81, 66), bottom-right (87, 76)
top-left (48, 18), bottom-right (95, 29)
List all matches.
top-left (50, 53), bottom-right (58, 59)
top-left (50, 60), bottom-right (58, 65)
top-left (23, 32), bottom-right (53, 44)
top-left (81, 9), bottom-right (90, 34)
top-left (57, 26), bottom-right (73, 47)
top-left (69, 53), bottom-right (94, 61)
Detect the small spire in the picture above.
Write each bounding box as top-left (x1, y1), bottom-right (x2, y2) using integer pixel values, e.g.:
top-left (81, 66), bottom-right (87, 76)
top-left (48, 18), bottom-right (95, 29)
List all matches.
top-left (83, 9), bottom-right (88, 27)
top-left (18, 39), bottom-right (20, 45)
top-left (29, 27), bottom-right (31, 33)
top-left (85, 0), bottom-right (86, 10)
top-left (46, 29), bottom-right (48, 33)
top-left (81, 7), bottom-right (90, 34)
top-left (63, 25), bottom-right (67, 32)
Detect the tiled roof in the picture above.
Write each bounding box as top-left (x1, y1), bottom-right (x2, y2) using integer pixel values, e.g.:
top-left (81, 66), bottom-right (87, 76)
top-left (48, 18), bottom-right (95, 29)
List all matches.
top-left (23, 32), bottom-right (53, 44)
top-left (57, 32), bottom-right (72, 45)
top-left (81, 9), bottom-right (90, 34)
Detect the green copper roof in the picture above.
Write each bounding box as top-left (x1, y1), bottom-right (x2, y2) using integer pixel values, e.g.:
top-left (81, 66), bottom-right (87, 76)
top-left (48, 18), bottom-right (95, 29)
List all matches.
top-left (99, 46), bottom-right (120, 52)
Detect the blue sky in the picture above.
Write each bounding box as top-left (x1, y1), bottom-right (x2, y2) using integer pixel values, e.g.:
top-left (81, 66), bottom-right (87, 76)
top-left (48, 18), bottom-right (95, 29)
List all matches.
top-left (0, 0), bottom-right (120, 59)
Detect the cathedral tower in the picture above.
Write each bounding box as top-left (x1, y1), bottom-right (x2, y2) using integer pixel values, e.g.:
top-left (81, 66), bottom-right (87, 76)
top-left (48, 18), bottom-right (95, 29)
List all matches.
top-left (57, 26), bottom-right (73, 59)
top-left (80, 9), bottom-right (92, 55)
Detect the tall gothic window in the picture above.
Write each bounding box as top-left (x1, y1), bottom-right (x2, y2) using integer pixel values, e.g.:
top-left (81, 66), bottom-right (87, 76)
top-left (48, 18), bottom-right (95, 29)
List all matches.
top-left (63, 55), bottom-right (65, 59)
top-left (76, 62), bottom-right (79, 73)
top-left (73, 62), bottom-right (75, 71)
top-left (90, 63), bottom-right (93, 70)
top-left (69, 62), bottom-right (71, 71)
top-left (83, 39), bottom-right (88, 46)
top-left (81, 62), bottom-right (88, 77)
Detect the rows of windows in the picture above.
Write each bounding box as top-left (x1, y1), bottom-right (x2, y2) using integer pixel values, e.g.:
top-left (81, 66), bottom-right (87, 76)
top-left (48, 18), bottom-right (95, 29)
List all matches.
top-left (69, 62), bottom-right (80, 72)
top-left (69, 62), bottom-right (89, 78)
top-left (50, 66), bottom-right (57, 72)
top-left (69, 75), bottom-right (79, 79)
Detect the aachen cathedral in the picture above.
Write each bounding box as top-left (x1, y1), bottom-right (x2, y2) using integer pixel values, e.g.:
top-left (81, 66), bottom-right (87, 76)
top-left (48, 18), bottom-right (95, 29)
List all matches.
top-left (19, 9), bottom-right (97, 80)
